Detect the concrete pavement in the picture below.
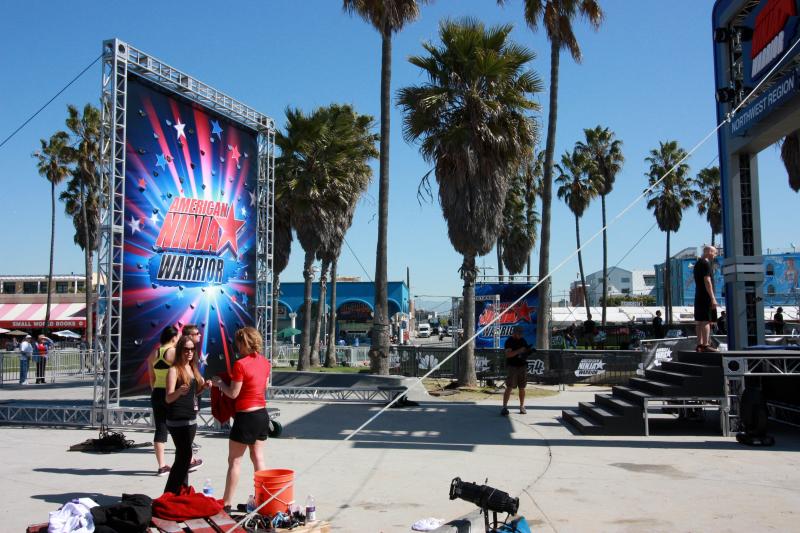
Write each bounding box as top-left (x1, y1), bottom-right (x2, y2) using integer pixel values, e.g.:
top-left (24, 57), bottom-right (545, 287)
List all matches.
top-left (0, 382), bottom-right (798, 532)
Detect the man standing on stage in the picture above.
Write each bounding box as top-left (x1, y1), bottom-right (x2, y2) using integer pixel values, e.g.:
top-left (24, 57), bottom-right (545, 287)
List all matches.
top-left (694, 245), bottom-right (719, 352)
top-left (501, 326), bottom-right (530, 416)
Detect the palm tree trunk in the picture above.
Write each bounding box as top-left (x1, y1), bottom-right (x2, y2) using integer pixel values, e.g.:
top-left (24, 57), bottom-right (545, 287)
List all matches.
top-left (536, 40), bottom-right (560, 350)
top-left (45, 180), bottom-right (56, 333)
top-left (80, 178), bottom-right (93, 349)
top-left (370, 24), bottom-right (392, 376)
top-left (711, 231), bottom-right (715, 248)
top-left (601, 193), bottom-right (608, 327)
top-left (576, 214), bottom-right (590, 317)
top-left (458, 255), bottom-right (477, 387)
top-left (665, 231), bottom-right (672, 326)
top-left (298, 250), bottom-right (314, 370)
top-left (311, 261), bottom-right (328, 367)
top-left (325, 259), bottom-right (338, 368)
top-left (272, 274), bottom-right (281, 360)
top-left (497, 240), bottom-right (504, 282)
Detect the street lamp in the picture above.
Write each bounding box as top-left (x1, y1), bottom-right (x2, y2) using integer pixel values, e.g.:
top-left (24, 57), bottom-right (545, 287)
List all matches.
top-left (289, 312), bottom-right (297, 345)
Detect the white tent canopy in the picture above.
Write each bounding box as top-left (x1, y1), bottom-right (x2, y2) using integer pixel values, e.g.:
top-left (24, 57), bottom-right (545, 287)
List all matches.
top-left (52, 330), bottom-right (81, 339)
top-left (551, 305), bottom-right (799, 327)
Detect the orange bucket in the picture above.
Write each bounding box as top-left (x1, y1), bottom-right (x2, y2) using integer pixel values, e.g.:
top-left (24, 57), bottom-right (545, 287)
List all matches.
top-left (254, 469), bottom-right (295, 516)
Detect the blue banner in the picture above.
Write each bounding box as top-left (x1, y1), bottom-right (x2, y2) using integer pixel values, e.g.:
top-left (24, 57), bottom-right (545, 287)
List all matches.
top-left (731, 67), bottom-right (799, 135)
top-left (474, 283), bottom-right (538, 348)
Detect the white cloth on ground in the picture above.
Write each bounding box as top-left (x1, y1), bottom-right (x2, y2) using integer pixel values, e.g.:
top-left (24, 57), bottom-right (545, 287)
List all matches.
top-left (411, 517), bottom-right (446, 531)
top-left (48, 497), bottom-right (99, 533)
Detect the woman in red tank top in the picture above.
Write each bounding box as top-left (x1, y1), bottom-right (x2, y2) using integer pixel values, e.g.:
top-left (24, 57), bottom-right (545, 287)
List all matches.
top-left (211, 326), bottom-right (271, 507)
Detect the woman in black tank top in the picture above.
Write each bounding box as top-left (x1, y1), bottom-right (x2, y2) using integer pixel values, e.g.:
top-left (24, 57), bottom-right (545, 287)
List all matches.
top-left (163, 335), bottom-right (210, 494)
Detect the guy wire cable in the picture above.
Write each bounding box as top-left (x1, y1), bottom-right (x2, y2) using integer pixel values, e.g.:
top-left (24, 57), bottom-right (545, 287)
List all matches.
top-left (0, 54), bottom-right (101, 150)
top-left (229, 36), bottom-right (800, 532)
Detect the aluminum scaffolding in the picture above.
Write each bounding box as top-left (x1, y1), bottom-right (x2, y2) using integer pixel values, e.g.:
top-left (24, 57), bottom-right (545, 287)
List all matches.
top-left (95, 39), bottom-right (275, 425)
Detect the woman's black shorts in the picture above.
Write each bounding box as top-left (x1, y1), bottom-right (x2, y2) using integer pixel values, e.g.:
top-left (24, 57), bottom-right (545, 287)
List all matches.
top-left (230, 408), bottom-right (269, 444)
top-left (150, 388), bottom-right (169, 443)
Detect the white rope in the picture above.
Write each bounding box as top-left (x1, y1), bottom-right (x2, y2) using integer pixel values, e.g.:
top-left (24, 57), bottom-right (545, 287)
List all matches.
top-left (228, 36), bottom-right (800, 532)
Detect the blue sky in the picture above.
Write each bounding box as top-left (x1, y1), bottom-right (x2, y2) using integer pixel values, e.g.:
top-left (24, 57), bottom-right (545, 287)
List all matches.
top-left (1, 1), bottom-right (797, 307)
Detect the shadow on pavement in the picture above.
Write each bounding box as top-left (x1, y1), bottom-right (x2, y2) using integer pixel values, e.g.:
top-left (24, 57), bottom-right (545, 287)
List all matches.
top-left (34, 467), bottom-right (154, 476)
top-left (30, 492), bottom-right (119, 506)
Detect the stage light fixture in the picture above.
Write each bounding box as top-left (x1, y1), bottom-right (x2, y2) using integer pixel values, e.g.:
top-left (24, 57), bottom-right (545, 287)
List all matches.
top-left (736, 26), bottom-right (754, 42)
top-left (716, 87), bottom-right (737, 103)
top-left (713, 27), bottom-right (731, 43)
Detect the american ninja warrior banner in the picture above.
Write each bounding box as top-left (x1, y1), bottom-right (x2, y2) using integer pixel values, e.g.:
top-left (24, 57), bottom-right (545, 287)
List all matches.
top-left (474, 283), bottom-right (538, 348)
top-left (121, 74), bottom-right (257, 395)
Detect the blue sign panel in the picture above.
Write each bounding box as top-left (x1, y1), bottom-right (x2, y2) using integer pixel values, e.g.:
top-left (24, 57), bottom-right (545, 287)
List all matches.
top-left (731, 67), bottom-right (799, 135)
top-left (474, 283), bottom-right (538, 349)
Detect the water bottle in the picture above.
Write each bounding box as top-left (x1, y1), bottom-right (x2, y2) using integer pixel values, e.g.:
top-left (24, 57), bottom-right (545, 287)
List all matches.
top-left (305, 494), bottom-right (316, 521)
top-left (246, 494), bottom-right (256, 513)
top-left (202, 478), bottom-right (214, 497)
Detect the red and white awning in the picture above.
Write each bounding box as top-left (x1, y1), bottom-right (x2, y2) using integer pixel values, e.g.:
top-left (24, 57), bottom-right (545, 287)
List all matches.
top-left (0, 303), bottom-right (86, 329)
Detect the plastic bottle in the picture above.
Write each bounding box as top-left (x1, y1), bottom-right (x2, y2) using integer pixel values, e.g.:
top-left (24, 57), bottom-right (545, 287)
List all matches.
top-left (305, 494), bottom-right (316, 521)
top-left (246, 494), bottom-right (256, 513)
top-left (202, 479), bottom-right (214, 497)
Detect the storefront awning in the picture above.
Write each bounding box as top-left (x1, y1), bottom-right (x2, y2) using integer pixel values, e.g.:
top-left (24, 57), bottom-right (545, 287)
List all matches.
top-left (0, 302), bottom-right (86, 329)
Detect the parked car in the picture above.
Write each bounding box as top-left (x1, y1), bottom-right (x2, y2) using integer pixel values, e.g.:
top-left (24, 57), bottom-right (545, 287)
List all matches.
top-left (417, 324), bottom-right (431, 338)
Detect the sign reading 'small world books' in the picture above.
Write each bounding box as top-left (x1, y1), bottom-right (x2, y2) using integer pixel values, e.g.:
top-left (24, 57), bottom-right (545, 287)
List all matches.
top-left (120, 74), bottom-right (257, 395)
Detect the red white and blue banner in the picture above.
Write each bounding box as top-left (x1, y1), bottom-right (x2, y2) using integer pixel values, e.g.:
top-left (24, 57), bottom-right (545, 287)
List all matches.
top-left (743, 0), bottom-right (800, 85)
top-left (474, 283), bottom-right (538, 348)
top-left (121, 75), bottom-right (257, 394)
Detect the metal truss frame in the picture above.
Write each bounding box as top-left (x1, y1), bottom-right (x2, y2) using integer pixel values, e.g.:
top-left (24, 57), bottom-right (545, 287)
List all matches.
top-left (95, 38), bottom-right (275, 425)
top-left (267, 386), bottom-right (406, 403)
top-left (722, 354), bottom-right (800, 434)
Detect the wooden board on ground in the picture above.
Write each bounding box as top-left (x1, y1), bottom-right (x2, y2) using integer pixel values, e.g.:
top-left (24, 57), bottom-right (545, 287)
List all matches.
top-left (292, 521), bottom-right (331, 532)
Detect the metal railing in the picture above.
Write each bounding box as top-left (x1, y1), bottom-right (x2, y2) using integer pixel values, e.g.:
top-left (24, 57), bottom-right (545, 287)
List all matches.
top-left (0, 349), bottom-right (95, 386)
top-left (272, 345), bottom-right (372, 368)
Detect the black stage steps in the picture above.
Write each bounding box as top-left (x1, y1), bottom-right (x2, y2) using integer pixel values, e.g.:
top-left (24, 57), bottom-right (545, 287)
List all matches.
top-left (562, 351), bottom-right (724, 436)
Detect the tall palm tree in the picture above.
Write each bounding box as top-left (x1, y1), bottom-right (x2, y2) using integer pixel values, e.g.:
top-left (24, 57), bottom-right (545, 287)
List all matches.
top-left (34, 131), bottom-right (71, 333)
top-left (555, 147), bottom-right (596, 317)
top-left (398, 19), bottom-right (540, 386)
top-left (276, 104), bottom-right (378, 369)
top-left (780, 130), bottom-right (800, 192)
top-left (343, 0), bottom-right (430, 375)
top-left (577, 125), bottom-right (623, 325)
top-left (501, 158), bottom-right (539, 275)
top-left (271, 184), bottom-right (293, 359)
top-left (61, 104), bottom-right (101, 349)
top-left (645, 141), bottom-right (693, 326)
top-left (526, 149), bottom-right (544, 278)
top-left (498, 0), bottom-right (603, 349)
top-left (692, 166), bottom-right (722, 246)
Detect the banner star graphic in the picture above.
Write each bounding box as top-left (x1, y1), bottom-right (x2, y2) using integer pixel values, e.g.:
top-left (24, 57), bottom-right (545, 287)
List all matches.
top-left (150, 212), bottom-right (159, 224)
top-left (128, 216), bottom-right (141, 234)
top-left (249, 191), bottom-right (256, 207)
top-left (211, 120), bottom-right (223, 140)
top-left (231, 145), bottom-right (241, 164)
top-left (215, 205), bottom-right (246, 257)
top-left (156, 153), bottom-right (168, 170)
top-left (174, 121), bottom-right (186, 139)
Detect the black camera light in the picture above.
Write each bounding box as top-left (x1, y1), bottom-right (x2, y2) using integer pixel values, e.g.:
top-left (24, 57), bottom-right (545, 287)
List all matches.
top-left (449, 477), bottom-right (519, 515)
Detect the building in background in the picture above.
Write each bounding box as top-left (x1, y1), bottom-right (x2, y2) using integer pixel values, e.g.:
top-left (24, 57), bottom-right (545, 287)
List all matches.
top-left (654, 248), bottom-right (800, 309)
top-left (0, 274), bottom-right (87, 332)
top-left (276, 280), bottom-right (410, 344)
top-left (571, 267), bottom-right (656, 306)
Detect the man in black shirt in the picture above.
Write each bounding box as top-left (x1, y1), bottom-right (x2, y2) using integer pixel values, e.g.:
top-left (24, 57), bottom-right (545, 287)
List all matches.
top-left (693, 245), bottom-right (719, 352)
top-left (716, 310), bottom-right (727, 335)
top-left (652, 310), bottom-right (664, 338)
top-left (774, 307), bottom-right (785, 335)
top-left (501, 326), bottom-right (531, 416)
top-left (582, 314), bottom-right (596, 349)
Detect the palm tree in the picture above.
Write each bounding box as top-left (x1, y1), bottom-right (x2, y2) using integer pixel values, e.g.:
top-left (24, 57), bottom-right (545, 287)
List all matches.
top-left (398, 19), bottom-right (540, 386)
top-left (501, 158), bottom-right (539, 275)
top-left (780, 130), bottom-right (800, 192)
top-left (34, 131), bottom-right (71, 333)
top-left (343, 0), bottom-right (430, 375)
top-left (555, 147), bottom-right (596, 317)
top-left (271, 185), bottom-right (293, 359)
top-left (577, 125), bottom-right (623, 325)
top-left (61, 104), bottom-right (101, 349)
top-left (276, 104), bottom-right (378, 369)
top-left (645, 141), bottom-right (693, 326)
top-left (526, 150), bottom-right (544, 278)
top-left (498, 0), bottom-right (603, 349)
top-left (692, 166), bottom-right (722, 246)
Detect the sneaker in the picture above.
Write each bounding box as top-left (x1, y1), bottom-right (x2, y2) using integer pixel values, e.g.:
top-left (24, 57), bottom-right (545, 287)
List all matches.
top-left (519, 407), bottom-right (527, 414)
top-left (500, 407), bottom-right (510, 416)
top-left (156, 465), bottom-right (171, 477)
top-left (188, 458), bottom-right (203, 472)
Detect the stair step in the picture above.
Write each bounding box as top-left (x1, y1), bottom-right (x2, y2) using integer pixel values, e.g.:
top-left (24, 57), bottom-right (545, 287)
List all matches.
top-left (661, 361), bottom-right (721, 376)
top-left (629, 378), bottom-right (680, 396)
top-left (562, 409), bottom-right (603, 435)
top-left (596, 393), bottom-right (640, 414)
top-left (675, 351), bottom-right (723, 366)
top-left (578, 402), bottom-right (629, 426)
top-left (612, 385), bottom-right (652, 405)
top-left (645, 369), bottom-right (698, 384)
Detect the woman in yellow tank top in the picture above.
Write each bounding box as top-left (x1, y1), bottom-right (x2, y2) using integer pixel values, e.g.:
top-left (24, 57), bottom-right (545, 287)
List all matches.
top-left (149, 326), bottom-right (178, 476)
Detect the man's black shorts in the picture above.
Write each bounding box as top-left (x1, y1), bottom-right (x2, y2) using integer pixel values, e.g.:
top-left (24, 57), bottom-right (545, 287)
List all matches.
top-left (229, 408), bottom-right (269, 444)
top-left (694, 295), bottom-right (717, 322)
